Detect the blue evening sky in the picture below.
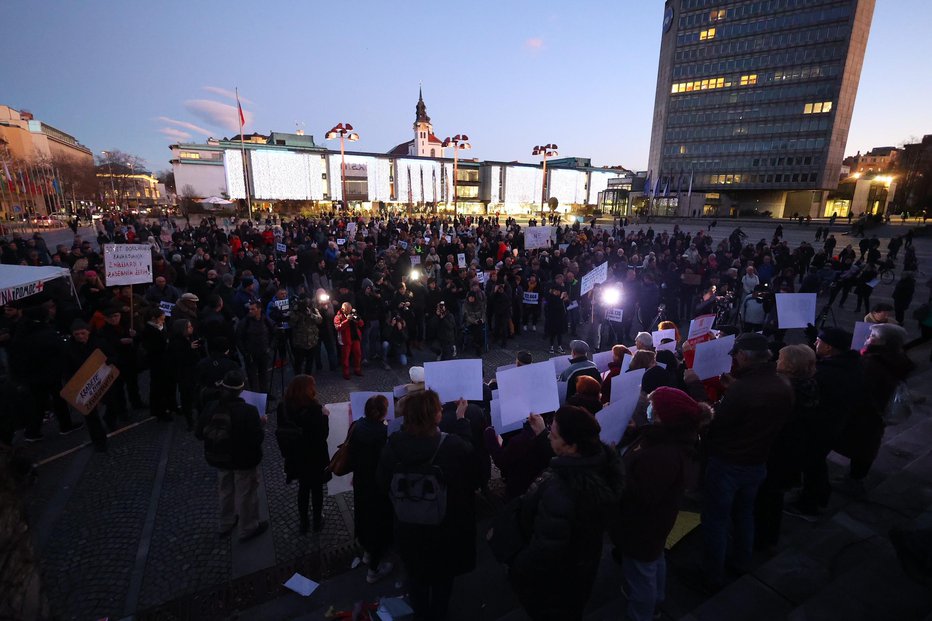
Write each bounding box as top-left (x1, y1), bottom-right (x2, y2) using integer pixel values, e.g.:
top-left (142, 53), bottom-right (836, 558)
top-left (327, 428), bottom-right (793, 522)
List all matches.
top-left (2, 0), bottom-right (928, 173)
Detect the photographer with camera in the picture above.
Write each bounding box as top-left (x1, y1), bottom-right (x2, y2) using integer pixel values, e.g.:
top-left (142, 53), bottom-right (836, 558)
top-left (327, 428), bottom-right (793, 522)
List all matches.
top-left (314, 289), bottom-right (339, 373)
top-left (290, 293), bottom-right (323, 375)
top-left (381, 314), bottom-right (409, 369)
top-left (334, 302), bottom-right (364, 380)
top-left (432, 301), bottom-right (457, 360)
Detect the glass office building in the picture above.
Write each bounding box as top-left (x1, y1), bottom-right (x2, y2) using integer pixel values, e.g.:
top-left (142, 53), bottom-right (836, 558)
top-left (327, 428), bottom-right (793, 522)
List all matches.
top-left (647, 0), bottom-right (875, 217)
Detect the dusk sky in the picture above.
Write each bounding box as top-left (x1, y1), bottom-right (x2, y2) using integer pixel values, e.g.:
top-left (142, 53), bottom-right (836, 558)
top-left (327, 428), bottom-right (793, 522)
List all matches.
top-left (3, 0), bottom-right (929, 174)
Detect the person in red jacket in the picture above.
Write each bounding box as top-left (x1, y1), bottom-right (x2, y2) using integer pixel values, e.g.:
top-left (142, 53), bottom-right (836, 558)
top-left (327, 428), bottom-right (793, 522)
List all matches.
top-left (334, 302), bottom-right (364, 380)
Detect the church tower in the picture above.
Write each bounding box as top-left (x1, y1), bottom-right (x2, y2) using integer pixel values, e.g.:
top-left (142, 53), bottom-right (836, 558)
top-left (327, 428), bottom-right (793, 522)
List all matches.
top-left (410, 86), bottom-right (441, 157)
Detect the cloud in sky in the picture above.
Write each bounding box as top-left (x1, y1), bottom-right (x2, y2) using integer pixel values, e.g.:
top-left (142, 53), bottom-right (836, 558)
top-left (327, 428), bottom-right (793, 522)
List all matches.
top-left (158, 116), bottom-right (212, 136)
top-left (203, 86), bottom-right (253, 104)
top-left (184, 99), bottom-right (253, 133)
top-left (524, 37), bottom-right (545, 52)
top-left (158, 127), bottom-right (193, 141)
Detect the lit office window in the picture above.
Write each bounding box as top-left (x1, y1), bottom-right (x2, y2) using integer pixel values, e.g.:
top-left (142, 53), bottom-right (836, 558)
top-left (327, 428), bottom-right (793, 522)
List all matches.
top-left (699, 27), bottom-right (716, 41)
top-left (710, 9), bottom-right (726, 22)
top-left (803, 101), bottom-right (833, 114)
top-left (179, 152), bottom-right (201, 159)
top-left (739, 74), bottom-right (758, 86)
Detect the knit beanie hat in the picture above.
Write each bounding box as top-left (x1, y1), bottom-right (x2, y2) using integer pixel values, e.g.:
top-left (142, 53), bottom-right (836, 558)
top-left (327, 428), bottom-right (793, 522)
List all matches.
top-left (649, 386), bottom-right (702, 427)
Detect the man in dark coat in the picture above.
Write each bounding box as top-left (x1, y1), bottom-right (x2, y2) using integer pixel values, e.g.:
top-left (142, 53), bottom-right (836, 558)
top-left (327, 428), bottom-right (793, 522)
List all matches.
top-left (693, 332), bottom-right (793, 590)
top-left (235, 301), bottom-right (274, 392)
top-left (10, 305), bottom-right (82, 441)
top-left (195, 369), bottom-right (267, 541)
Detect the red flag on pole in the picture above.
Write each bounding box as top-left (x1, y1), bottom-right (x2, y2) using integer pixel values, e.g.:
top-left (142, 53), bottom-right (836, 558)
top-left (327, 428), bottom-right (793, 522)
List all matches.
top-left (236, 89), bottom-right (246, 130)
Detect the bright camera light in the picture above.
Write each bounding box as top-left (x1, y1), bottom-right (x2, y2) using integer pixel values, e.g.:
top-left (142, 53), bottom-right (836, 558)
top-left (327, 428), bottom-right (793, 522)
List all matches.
top-left (318, 293), bottom-right (330, 303)
top-left (410, 269), bottom-right (421, 281)
top-left (601, 287), bottom-right (622, 306)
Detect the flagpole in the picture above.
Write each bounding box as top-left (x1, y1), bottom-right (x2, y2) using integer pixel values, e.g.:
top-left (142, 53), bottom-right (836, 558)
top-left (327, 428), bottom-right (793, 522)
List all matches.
top-left (236, 87), bottom-right (252, 221)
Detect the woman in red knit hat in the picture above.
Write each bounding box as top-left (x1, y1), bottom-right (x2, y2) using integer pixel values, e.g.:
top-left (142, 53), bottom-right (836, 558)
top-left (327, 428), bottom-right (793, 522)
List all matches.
top-left (613, 387), bottom-right (707, 621)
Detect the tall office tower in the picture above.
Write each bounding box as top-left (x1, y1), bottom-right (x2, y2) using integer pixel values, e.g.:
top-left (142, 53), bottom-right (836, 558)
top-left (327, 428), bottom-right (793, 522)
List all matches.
top-left (647, 0), bottom-right (875, 217)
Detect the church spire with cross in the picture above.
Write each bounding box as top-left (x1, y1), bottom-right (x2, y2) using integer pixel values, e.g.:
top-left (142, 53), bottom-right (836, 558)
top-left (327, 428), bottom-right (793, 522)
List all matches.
top-left (415, 83), bottom-right (430, 124)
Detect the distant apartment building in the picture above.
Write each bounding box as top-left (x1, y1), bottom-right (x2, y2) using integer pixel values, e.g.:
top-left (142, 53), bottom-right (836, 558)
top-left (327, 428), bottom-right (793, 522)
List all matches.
top-left (647, 0), bottom-right (876, 218)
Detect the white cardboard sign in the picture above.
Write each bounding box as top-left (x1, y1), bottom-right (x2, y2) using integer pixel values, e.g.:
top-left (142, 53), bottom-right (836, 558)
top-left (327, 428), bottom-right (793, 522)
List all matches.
top-left (610, 368), bottom-right (646, 405)
top-left (324, 402), bottom-right (353, 495)
top-left (104, 244), bottom-right (152, 286)
top-left (490, 398), bottom-right (523, 434)
top-left (424, 359), bottom-right (484, 403)
top-left (606, 308), bottom-right (624, 322)
top-left (652, 329), bottom-right (677, 351)
top-left (457, 253), bottom-right (467, 268)
top-left (593, 350), bottom-right (615, 373)
top-left (581, 261), bottom-right (608, 295)
top-left (523, 292), bottom-right (539, 305)
top-left (496, 361), bottom-right (560, 426)
top-left (775, 293), bottom-right (817, 329)
top-left (692, 334), bottom-right (736, 380)
top-left (688, 314), bottom-right (716, 339)
top-left (350, 391), bottom-right (395, 421)
top-left (524, 226), bottom-right (555, 250)
top-left (597, 396), bottom-right (638, 446)
top-left (550, 355), bottom-right (573, 378)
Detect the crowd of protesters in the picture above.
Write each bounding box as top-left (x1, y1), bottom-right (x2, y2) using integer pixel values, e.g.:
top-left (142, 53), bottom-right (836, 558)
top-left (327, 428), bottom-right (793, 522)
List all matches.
top-left (0, 209), bottom-right (928, 620)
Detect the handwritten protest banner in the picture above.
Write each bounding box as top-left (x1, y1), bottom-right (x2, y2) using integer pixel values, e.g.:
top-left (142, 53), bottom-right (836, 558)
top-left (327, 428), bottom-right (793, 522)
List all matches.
top-left (60, 349), bottom-right (120, 415)
top-left (104, 244), bottom-right (152, 286)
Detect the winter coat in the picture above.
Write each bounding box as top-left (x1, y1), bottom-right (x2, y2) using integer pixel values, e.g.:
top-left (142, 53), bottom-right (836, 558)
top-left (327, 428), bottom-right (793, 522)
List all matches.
top-left (9, 319), bottom-right (64, 386)
top-left (348, 416), bottom-right (393, 554)
top-left (815, 350), bottom-right (868, 446)
top-left (484, 426), bottom-right (554, 499)
top-left (435, 311), bottom-right (456, 346)
top-left (290, 299), bottom-right (322, 349)
top-left (835, 346), bottom-right (911, 463)
top-left (705, 362), bottom-right (794, 466)
top-left (277, 401), bottom-right (330, 484)
top-left (510, 445), bottom-right (625, 619)
top-left (167, 334), bottom-right (203, 385)
top-left (377, 421), bottom-right (478, 578)
top-left (464, 300), bottom-right (486, 326)
top-left (616, 425), bottom-right (695, 561)
top-left (334, 309), bottom-right (364, 345)
top-left (236, 315), bottom-right (274, 356)
top-left (195, 395), bottom-right (264, 470)
top-left (767, 375), bottom-right (819, 489)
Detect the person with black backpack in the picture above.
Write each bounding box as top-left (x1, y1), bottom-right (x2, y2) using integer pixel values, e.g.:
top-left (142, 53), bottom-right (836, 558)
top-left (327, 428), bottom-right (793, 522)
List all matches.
top-left (275, 375), bottom-right (330, 534)
top-left (377, 389), bottom-right (476, 620)
top-left (195, 369), bottom-right (267, 541)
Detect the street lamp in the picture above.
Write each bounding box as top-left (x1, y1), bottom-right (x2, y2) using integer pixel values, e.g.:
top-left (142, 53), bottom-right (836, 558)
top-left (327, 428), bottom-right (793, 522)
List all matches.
top-left (325, 123), bottom-right (359, 210)
top-left (532, 144), bottom-right (558, 221)
top-left (442, 134), bottom-right (471, 217)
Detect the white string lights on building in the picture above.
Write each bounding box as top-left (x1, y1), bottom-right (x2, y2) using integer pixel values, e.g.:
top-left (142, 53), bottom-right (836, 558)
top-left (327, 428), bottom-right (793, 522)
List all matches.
top-left (549, 168), bottom-right (588, 205)
top-left (395, 159), bottom-right (442, 203)
top-left (503, 166), bottom-right (542, 206)
top-left (223, 149), bottom-right (246, 199)
top-left (251, 150), bottom-right (326, 200)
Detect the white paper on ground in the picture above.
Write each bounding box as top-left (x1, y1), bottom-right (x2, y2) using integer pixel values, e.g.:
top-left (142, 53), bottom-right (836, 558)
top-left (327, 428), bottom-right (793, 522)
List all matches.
top-left (550, 355), bottom-right (573, 378)
top-left (324, 402), bottom-right (353, 496)
top-left (283, 572), bottom-right (319, 597)
top-left (593, 350), bottom-right (615, 372)
top-left (597, 396), bottom-right (638, 446)
top-left (490, 398), bottom-right (523, 434)
top-left (610, 368), bottom-right (646, 405)
top-left (496, 361), bottom-right (560, 426)
top-left (775, 293), bottom-right (817, 329)
top-left (687, 314), bottom-right (716, 339)
top-left (241, 390), bottom-right (268, 419)
top-left (424, 359), bottom-right (484, 403)
top-left (692, 334), bottom-right (736, 380)
top-left (851, 321), bottom-right (872, 350)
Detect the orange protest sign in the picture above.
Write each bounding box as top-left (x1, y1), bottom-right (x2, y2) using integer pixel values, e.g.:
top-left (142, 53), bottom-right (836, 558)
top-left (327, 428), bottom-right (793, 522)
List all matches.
top-left (59, 349), bottom-right (120, 415)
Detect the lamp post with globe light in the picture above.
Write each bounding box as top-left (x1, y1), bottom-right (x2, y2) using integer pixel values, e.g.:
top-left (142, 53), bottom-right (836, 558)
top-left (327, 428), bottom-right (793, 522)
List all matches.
top-left (442, 135), bottom-right (470, 217)
top-left (532, 144), bottom-right (558, 222)
top-left (325, 123), bottom-right (359, 210)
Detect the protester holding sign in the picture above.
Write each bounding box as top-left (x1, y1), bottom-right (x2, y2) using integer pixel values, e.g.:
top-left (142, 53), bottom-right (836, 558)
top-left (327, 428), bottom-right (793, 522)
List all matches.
top-left (377, 390), bottom-right (477, 621)
top-left (508, 406), bottom-right (624, 620)
top-left (61, 319), bottom-right (108, 451)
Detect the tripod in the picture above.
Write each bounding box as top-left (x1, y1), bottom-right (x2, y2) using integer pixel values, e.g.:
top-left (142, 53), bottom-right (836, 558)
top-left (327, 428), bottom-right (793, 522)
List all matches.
top-left (269, 327), bottom-right (293, 400)
top-left (816, 304), bottom-right (837, 329)
top-left (644, 304), bottom-right (667, 333)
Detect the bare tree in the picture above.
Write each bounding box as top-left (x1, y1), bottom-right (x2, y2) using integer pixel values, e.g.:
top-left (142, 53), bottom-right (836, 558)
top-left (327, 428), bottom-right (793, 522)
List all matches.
top-left (97, 150), bottom-right (147, 209)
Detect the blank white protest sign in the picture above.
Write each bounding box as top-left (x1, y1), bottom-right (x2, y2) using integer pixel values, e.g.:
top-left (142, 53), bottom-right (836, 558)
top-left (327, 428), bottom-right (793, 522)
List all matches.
top-left (692, 334), bottom-right (736, 380)
top-left (424, 359), bottom-right (484, 403)
top-left (775, 293), bottom-right (817, 329)
top-left (496, 361), bottom-right (560, 427)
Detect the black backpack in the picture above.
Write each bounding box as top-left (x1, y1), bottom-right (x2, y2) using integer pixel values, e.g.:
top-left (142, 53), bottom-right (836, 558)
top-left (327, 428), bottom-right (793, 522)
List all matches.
top-left (202, 403), bottom-right (234, 469)
top-left (389, 433), bottom-right (448, 526)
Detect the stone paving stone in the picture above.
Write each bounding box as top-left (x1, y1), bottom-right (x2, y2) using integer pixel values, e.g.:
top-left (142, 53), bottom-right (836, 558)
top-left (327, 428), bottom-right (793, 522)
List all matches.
top-left (137, 420), bottom-right (232, 609)
top-left (693, 575), bottom-right (793, 621)
top-left (751, 550), bottom-right (831, 605)
top-left (38, 425), bottom-right (165, 620)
